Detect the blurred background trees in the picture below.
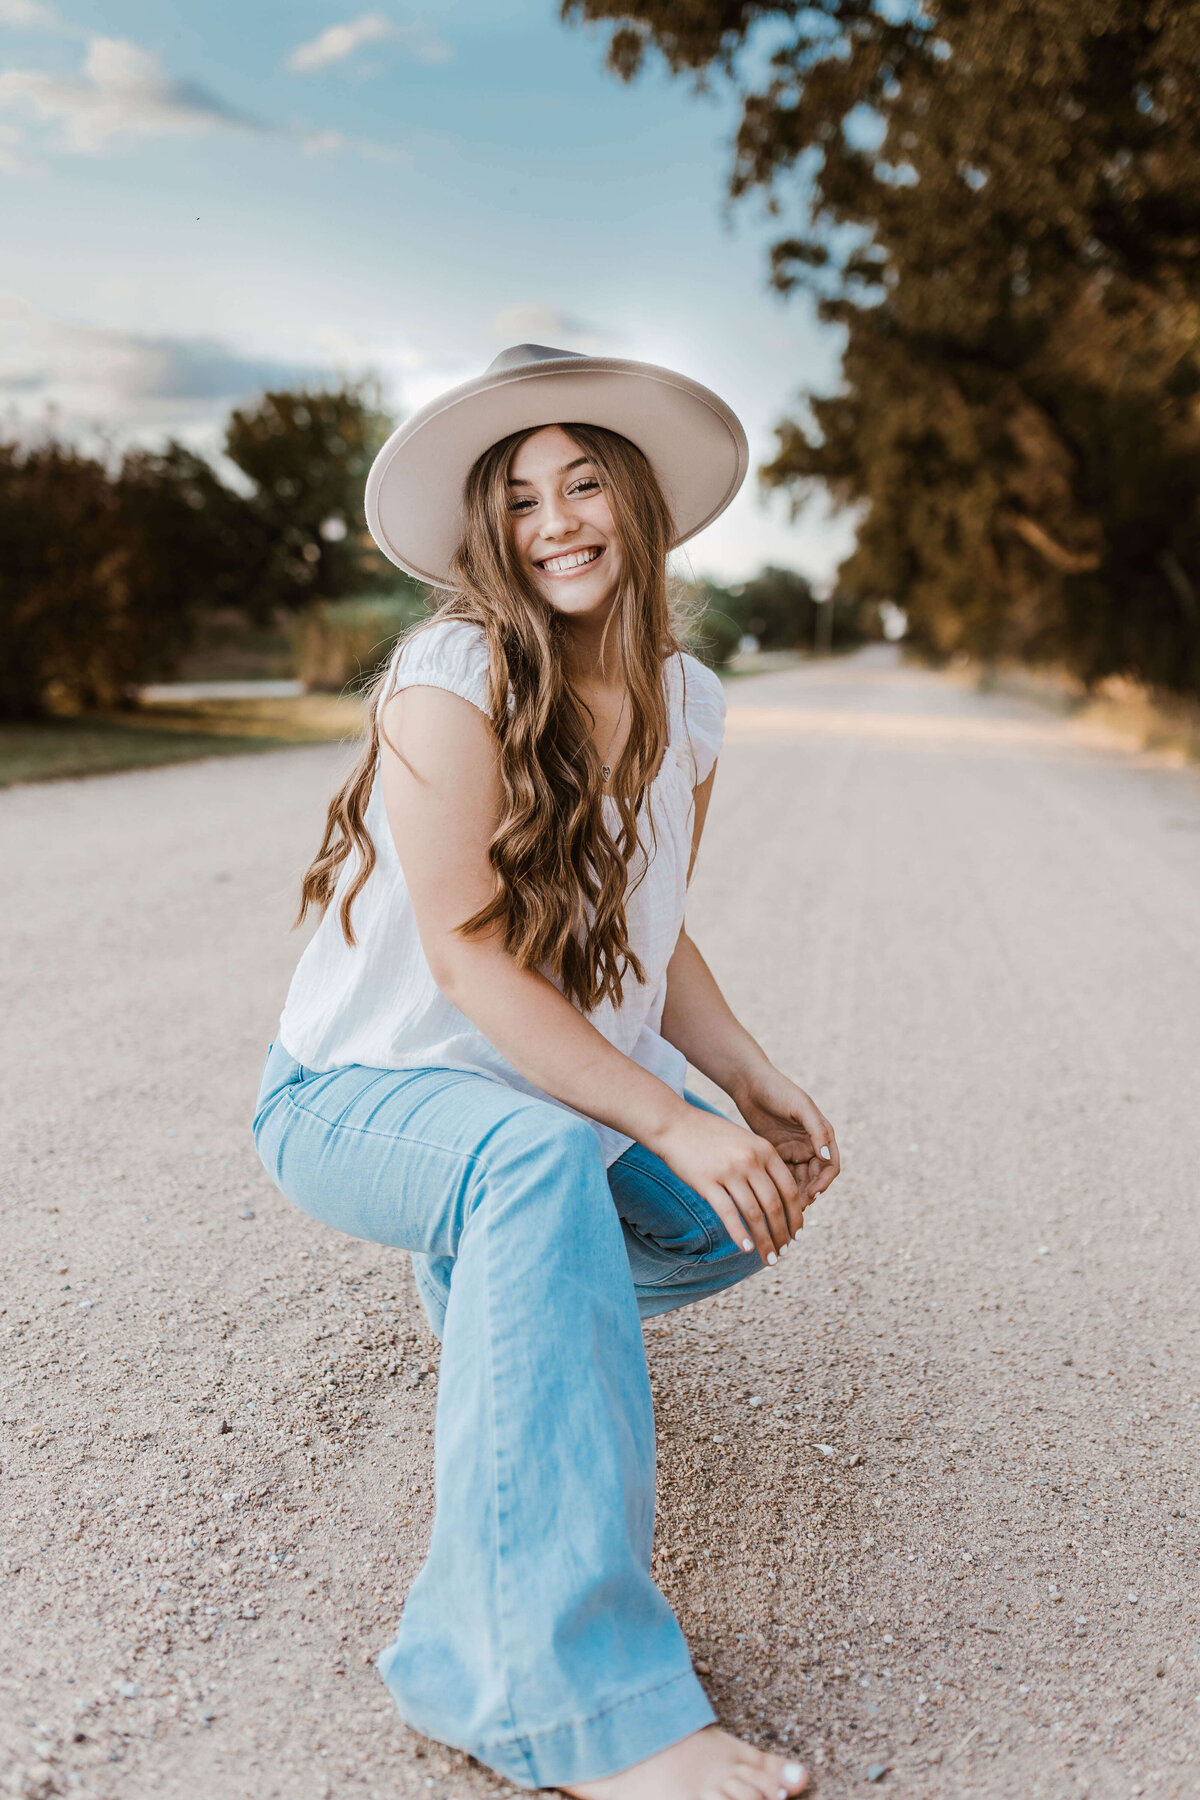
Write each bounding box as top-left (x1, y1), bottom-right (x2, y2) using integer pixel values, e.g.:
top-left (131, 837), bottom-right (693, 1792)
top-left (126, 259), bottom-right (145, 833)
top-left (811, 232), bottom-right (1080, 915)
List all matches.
top-left (682, 566), bottom-right (871, 667)
top-left (0, 383), bottom-right (420, 718)
top-left (224, 382), bottom-right (395, 612)
top-left (566, 0), bottom-right (1200, 699)
top-left (0, 439), bottom-right (269, 718)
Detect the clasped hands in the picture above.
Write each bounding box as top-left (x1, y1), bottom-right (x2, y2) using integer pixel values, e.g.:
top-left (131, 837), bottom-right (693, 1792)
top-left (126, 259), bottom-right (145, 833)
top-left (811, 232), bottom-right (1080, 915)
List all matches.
top-left (653, 1061), bottom-right (840, 1266)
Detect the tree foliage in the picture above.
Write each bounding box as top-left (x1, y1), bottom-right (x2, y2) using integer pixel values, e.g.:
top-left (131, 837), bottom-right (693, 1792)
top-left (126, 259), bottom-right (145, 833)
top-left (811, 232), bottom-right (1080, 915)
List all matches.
top-left (0, 384), bottom-right (395, 718)
top-left (225, 383), bottom-right (394, 608)
top-left (0, 440), bottom-right (268, 718)
top-left (565, 0), bottom-right (1200, 694)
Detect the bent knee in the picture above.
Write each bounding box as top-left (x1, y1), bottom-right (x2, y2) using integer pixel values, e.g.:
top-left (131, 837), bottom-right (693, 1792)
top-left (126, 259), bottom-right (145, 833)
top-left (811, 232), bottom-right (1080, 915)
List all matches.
top-left (488, 1102), bottom-right (598, 1163)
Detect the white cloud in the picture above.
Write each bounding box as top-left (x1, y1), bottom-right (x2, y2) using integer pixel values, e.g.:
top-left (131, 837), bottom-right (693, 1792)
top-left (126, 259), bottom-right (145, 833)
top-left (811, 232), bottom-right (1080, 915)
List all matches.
top-left (0, 0), bottom-right (65, 28)
top-left (287, 13), bottom-right (393, 73)
top-left (491, 304), bottom-right (609, 350)
top-left (286, 11), bottom-right (451, 74)
top-left (0, 297), bottom-right (327, 434)
top-left (0, 120), bottom-right (30, 171)
top-left (0, 36), bottom-right (256, 153)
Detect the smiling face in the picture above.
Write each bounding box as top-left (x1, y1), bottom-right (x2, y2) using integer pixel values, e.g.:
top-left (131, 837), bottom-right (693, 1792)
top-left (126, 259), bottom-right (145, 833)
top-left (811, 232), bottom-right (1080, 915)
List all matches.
top-left (507, 425), bottom-right (623, 623)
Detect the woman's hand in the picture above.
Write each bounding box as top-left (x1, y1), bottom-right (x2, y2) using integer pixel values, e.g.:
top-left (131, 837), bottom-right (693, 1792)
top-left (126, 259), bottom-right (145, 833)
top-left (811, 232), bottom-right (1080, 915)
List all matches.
top-left (730, 1063), bottom-right (840, 1226)
top-left (649, 1105), bottom-right (803, 1264)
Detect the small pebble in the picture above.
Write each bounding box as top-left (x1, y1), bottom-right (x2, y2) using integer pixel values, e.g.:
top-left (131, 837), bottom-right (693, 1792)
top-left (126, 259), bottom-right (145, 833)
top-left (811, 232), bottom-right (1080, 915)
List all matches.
top-left (748, 1396), bottom-right (763, 1408)
top-left (118, 1682), bottom-right (139, 1699)
top-left (866, 1764), bottom-right (889, 1783)
top-left (238, 1207), bottom-right (255, 1220)
top-left (1127, 1592), bottom-right (1139, 1604)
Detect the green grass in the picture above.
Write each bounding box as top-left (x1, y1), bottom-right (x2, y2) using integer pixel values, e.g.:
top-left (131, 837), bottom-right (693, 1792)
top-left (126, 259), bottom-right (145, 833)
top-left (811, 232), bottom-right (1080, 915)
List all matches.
top-left (0, 693), bottom-right (367, 790)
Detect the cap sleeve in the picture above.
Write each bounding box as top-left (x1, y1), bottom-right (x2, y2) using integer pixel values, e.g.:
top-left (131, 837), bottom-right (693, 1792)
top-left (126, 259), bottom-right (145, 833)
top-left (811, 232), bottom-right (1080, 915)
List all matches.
top-left (377, 617), bottom-right (493, 720)
top-left (672, 652), bottom-right (727, 786)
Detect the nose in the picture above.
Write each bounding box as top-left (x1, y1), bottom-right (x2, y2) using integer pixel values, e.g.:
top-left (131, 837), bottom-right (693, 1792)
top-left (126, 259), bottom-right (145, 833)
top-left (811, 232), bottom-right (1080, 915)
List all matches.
top-left (538, 489), bottom-right (581, 541)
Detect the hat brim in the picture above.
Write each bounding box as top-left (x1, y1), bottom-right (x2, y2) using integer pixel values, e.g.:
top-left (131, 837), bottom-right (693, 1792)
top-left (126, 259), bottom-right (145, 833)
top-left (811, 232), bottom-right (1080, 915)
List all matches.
top-left (364, 355), bottom-right (749, 584)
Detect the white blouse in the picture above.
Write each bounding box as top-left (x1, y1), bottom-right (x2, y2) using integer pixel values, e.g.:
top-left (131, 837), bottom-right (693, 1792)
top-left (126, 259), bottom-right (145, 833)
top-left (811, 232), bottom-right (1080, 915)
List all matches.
top-left (277, 616), bottom-right (726, 1165)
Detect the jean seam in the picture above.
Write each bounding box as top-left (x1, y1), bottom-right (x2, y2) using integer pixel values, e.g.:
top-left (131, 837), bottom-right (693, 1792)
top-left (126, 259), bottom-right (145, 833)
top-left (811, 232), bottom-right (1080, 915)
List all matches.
top-left (478, 1665), bottom-right (701, 1754)
top-left (618, 1161), bottom-right (720, 1260)
top-left (480, 1184), bottom-right (532, 1783)
top-left (282, 1087), bottom-right (490, 1171)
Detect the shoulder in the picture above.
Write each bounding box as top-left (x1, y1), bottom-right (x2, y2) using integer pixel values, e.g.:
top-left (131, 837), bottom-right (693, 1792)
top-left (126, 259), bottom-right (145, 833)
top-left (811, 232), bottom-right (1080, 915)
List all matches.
top-left (664, 650), bottom-right (727, 785)
top-left (380, 615), bottom-right (492, 719)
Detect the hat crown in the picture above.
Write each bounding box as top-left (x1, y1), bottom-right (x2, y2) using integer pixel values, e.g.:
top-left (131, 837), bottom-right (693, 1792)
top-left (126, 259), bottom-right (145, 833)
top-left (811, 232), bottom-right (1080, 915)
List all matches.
top-left (485, 342), bottom-right (585, 375)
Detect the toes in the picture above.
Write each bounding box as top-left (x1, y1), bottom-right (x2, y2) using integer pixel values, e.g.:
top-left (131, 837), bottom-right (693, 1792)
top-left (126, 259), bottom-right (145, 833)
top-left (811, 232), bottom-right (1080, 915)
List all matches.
top-left (717, 1778), bottom-right (765, 1800)
top-left (738, 1750), bottom-right (808, 1799)
top-left (720, 1762), bottom-right (797, 1800)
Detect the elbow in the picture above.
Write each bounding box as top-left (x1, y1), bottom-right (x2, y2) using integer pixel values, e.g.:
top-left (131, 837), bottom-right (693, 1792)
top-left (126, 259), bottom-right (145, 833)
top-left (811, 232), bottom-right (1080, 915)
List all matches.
top-left (424, 933), bottom-right (490, 1009)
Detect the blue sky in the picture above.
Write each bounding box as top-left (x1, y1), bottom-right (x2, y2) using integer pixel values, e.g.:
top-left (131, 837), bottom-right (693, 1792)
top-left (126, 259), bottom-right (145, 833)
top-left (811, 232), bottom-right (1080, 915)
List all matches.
top-left (0, 0), bottom-right (855, 582)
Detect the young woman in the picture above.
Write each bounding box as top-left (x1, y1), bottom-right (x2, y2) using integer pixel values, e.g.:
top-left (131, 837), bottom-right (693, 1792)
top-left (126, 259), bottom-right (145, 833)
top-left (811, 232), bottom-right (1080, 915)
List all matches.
top-left (253, 345), bottom-right (840, 1800)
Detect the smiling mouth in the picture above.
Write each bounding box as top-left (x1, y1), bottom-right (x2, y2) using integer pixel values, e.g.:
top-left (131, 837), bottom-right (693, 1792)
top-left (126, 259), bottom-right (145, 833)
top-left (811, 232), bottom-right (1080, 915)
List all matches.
top-left (537, 545), bottom-right (604, 576)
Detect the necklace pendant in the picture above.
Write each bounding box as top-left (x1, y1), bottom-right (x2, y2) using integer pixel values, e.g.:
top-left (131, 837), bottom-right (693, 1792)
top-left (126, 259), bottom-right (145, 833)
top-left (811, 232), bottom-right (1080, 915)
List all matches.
top-left (601, 763), bottom-right (612, 781)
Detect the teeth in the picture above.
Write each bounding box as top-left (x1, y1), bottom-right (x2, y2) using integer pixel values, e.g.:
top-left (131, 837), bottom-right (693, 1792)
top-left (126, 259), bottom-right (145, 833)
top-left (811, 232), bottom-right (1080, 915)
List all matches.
top-left (541, 547), bottom-right (601, 573)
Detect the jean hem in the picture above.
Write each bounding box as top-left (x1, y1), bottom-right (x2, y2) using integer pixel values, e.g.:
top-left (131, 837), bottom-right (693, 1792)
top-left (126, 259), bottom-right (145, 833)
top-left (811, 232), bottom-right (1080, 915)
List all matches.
top-left (382, 1663), bottom-right (716, 1790)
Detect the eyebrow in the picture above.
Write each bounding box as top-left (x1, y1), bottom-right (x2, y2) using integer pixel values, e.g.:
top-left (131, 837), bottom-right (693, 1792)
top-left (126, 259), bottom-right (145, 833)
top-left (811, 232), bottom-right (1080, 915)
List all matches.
top-left (507, 455), bottom-right (591, 486)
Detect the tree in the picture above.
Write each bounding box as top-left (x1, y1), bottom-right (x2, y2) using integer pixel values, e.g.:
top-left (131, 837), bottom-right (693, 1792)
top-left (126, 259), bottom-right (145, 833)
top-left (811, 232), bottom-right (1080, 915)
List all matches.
top-left (734, 565), bottom-right (816, 649)
top-left (0, 436), bottom-right (271, 718)
top-left (224, 382), bottom-right (395, 609)
top-left (564, 0), bottom-right (1200, 696)
top-left (683, 578), bottom-right (748, 666)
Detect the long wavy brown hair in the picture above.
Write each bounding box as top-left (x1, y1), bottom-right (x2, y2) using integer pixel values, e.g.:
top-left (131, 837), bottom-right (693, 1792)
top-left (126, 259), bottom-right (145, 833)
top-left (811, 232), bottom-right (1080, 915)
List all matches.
top-left (295, 422), bottom-right (702, 1012)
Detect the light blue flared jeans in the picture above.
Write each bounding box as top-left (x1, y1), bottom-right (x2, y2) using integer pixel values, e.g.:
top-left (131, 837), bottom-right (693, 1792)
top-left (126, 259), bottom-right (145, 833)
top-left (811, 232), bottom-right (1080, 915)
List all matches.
top-left (252, 1040), bottom-right (763, 1790)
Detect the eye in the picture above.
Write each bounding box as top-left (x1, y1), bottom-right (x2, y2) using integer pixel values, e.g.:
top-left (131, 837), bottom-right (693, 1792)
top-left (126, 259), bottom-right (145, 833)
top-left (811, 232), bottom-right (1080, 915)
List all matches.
top-left (568, 477), bottom-right (600, 496)
top-left (508, 495), bottom-right (536, 513)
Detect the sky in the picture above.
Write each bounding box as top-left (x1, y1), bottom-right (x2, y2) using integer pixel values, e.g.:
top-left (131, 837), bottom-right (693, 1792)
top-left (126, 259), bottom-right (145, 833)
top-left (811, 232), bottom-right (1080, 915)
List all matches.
top-left (0, 0), bottom-right (856, 584)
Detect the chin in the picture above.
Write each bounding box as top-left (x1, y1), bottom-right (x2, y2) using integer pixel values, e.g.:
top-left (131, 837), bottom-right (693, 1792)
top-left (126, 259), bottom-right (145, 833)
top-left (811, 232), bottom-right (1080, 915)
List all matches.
top-left (534, 572), bottom-right (617, 609)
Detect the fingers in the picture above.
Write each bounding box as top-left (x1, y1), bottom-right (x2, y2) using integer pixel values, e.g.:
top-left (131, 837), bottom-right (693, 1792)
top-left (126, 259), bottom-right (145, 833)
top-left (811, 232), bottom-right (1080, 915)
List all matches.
top-left (808, 1127), bottom-right (840, 1196)
top-left (795, 1100), bottom-right (840, 1200)
top-left (739, 1169), bottom-right (791, 1259)
top-left (793, 1093), bottom-right (836, 1168)
top-left (719, 1178), bottom-right (779, 1264)
top-left (726, 1144), bottom-right (802, 1262)
top-left (705, 1189), bottom-right (761, 1262)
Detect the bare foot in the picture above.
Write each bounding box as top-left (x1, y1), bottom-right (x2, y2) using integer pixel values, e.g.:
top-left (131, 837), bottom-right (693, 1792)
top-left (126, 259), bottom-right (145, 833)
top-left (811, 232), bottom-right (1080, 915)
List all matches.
top-left (560, 1725), bottom-right (808, 1800)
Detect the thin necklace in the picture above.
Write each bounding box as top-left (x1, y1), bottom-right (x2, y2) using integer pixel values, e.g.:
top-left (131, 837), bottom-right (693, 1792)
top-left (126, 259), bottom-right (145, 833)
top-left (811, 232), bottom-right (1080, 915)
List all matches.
top-left (599, 689), bottom-right (627, 784)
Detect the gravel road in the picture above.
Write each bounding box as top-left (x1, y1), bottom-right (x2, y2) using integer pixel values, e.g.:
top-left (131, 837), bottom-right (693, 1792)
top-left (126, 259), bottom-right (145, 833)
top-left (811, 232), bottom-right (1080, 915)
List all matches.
top-left (2, 646), bottom-right (1198, 1800)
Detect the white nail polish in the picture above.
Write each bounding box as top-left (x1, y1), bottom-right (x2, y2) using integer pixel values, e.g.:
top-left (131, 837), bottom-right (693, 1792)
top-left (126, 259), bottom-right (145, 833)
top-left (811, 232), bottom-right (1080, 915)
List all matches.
top-left (767, 1251), bottom-right (777, 1265)
top-left (742, 1238), bottom-right (753, 1252)
top-left (819, 1145), bottom-right (831, 1160)
top-left (783, 1763), bottom-right (805, 1784)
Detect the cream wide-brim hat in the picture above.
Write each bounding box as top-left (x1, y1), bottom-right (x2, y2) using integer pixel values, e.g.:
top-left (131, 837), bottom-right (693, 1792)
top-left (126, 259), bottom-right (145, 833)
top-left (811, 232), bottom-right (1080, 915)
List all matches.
top-left (364, 342), bottom-right (750, 584)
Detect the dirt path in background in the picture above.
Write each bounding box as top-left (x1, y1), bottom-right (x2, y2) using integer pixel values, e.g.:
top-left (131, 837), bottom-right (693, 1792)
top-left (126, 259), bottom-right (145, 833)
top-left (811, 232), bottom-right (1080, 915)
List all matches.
top-left (2, 646), bottom-right (1198, 1800)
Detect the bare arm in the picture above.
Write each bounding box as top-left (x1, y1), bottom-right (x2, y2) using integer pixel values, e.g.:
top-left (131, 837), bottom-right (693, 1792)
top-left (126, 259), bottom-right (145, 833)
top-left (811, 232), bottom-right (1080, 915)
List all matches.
top-left (660, 926), bottom-right (773, 1107)
top-left (377, 684), bottom-right (801, 1258)
top-left (661, 760), bottom-right (843, 1210)
top-left (380, 684), bottom-right (685, 1147)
